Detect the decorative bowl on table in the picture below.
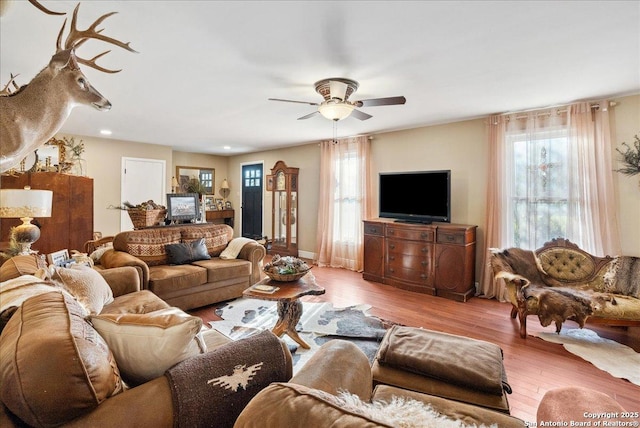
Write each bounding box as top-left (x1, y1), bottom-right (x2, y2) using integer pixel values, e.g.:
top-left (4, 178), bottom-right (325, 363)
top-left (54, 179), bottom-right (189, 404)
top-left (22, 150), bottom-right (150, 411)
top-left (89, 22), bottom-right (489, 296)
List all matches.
top-left (263, 255), bottom-right (311, 282)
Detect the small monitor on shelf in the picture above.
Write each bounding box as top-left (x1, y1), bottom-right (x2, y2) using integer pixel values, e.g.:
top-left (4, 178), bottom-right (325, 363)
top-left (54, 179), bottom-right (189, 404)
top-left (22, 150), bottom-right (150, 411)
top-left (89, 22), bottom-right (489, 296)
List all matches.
top-left (166, 193), bottom-right (200, 223)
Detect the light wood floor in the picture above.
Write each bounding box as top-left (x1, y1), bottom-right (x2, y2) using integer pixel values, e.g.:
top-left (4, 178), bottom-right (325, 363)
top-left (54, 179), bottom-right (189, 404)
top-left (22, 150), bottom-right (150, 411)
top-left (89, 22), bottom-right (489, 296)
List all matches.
top-left (191, 263), bottom-right (640, 424)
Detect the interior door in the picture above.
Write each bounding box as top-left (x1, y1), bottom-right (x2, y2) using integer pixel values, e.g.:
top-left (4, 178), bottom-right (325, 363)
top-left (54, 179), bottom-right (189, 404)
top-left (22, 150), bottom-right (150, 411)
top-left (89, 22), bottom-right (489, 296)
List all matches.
top-left (241, 163), bottom-right (263, 239)
top-left (121, 157), bottom-right (166, 231)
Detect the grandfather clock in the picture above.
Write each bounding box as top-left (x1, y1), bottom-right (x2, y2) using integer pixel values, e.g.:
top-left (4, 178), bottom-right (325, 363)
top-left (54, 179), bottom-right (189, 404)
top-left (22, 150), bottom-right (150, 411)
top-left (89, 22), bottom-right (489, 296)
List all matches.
top-left (267, 160), bottom-right (299, 257)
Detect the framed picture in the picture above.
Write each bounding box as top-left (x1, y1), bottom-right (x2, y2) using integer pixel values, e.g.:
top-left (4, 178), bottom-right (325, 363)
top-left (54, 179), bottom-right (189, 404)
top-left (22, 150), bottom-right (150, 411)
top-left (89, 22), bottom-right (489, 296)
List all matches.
top-left (204, 195), bottom-right (216, 211)
top-left (47, 249), bottom-right (69, 267)
top-left (215, 198), bottom-right (224, 210)
top-left (225, 201), bottom-right (232, 209)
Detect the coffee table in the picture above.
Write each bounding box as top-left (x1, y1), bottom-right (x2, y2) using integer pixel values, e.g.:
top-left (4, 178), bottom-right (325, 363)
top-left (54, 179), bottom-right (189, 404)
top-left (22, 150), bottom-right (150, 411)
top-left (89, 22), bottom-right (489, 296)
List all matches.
top-left (243, 272), bottom-right (325, 349)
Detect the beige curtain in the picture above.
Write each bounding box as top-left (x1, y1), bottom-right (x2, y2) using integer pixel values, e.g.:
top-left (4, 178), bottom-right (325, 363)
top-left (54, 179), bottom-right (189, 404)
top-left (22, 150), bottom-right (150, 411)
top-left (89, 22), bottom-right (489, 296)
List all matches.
top-left (567, 101), bottom-right (621, 256)
top-left (479, 114), bottom-right (509, 300)
top-left (315, 136), bottom-right (373, 271)
top-left (479, 101), bottom-right (621, 300)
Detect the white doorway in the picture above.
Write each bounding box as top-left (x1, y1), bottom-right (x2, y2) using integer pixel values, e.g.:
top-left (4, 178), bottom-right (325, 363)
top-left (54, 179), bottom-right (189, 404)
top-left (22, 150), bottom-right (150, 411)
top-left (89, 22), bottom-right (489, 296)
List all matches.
top-left (121, 157), bottom-right (166, 231)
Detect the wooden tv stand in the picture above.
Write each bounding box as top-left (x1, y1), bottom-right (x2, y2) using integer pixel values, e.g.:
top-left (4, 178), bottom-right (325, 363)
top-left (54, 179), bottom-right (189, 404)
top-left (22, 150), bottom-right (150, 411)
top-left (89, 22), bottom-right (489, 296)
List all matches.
top-left (363, 219), bottom-right (477, 302)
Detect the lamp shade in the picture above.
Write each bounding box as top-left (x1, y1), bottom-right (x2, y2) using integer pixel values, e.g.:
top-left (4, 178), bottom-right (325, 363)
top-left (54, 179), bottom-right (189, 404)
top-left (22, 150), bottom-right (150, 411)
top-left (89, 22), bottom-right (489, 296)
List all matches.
top-left (0, 187), bottom-right (53, 218)
top-left (318, 102), bottom-right (354, 121)
top-left (221, 179), bottom-right (230, 190)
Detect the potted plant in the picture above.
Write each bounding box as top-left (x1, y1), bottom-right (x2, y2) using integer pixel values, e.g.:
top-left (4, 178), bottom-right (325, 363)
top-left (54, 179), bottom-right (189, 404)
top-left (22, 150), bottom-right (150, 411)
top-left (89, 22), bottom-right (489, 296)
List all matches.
top-left (615, 134), bottom-right (640, 188)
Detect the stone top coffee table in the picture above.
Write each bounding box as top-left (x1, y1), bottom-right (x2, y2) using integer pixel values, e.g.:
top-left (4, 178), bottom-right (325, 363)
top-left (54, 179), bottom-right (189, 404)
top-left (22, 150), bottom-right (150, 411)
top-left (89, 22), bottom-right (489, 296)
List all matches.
top-left (243, 272), bottom-right (325, 349)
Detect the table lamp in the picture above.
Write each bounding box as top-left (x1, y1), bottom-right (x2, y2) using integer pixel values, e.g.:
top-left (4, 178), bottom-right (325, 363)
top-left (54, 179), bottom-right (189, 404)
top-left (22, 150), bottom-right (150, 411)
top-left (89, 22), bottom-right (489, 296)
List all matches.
top-left (220, 179), bottom-right (230, 203)
top-left (0, 186), bottom-right (53, 255)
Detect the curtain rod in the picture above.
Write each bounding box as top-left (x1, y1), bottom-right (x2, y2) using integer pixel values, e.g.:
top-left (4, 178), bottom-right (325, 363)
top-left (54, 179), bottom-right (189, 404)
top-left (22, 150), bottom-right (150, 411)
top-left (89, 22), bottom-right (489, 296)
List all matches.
top-left (500, 101), bottom-right (617, 120)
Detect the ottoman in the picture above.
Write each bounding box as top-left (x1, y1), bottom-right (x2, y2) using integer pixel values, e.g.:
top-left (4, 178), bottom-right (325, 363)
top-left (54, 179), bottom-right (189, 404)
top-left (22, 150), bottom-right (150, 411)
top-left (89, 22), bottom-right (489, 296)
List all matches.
top-left (372, 325), bottom-right (512, 413)
top-left (537, 387), bottom-right (627, 425)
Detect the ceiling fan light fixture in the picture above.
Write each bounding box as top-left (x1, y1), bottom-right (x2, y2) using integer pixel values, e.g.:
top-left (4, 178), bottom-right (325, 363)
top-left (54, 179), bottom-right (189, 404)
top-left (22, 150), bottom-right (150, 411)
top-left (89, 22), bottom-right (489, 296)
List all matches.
top-left (318, 102), bottom-right (354, 121)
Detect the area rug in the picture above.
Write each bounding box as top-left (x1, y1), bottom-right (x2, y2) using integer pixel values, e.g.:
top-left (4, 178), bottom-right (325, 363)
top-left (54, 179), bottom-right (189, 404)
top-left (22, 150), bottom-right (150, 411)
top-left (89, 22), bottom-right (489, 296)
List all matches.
top-left (209, 298), bottom-right (390, 374)
top-left (531, 328), bottom-right (640, 386)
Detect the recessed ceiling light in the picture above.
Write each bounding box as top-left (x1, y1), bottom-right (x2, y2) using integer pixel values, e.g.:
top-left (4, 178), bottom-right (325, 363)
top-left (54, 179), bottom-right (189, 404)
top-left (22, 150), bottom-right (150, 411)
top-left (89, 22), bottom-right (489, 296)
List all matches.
top-left (100, 129), bottom-right (112, 135)
top-left (223, 146), bottom-right (231, 150)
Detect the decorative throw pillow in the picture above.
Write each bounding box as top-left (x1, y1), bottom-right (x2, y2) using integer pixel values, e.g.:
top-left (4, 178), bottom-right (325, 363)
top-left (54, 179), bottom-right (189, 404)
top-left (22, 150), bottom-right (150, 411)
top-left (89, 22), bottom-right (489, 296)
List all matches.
top-left (166, 238), bottom-right (211, 265)
top-left (51, 265), bottom-right (114, 315)
top-left (90, 307), bottom-right (207, 385)
top-left (0, 292), bottom-right (125, 427)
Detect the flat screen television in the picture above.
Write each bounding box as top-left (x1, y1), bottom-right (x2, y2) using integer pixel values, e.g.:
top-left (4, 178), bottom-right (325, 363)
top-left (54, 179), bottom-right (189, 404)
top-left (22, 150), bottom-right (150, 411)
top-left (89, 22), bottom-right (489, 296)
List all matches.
top-left (166, 193), bottom-right (200, 223)
top-left (379, 170), bottom-right (451, 224)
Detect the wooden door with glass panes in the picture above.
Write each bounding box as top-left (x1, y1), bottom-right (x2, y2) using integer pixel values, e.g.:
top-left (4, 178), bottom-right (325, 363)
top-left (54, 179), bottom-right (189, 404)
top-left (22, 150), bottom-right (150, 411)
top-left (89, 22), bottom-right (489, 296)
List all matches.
top-left (241, 163), bottom-right (264, 239)
top-left (267, 160), bottom-right (299, 257)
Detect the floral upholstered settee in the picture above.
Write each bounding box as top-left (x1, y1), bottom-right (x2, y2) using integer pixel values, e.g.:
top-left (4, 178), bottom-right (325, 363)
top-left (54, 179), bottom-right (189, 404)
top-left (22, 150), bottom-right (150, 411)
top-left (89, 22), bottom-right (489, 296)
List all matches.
top-left (490, 238), bottom-right (640, 338)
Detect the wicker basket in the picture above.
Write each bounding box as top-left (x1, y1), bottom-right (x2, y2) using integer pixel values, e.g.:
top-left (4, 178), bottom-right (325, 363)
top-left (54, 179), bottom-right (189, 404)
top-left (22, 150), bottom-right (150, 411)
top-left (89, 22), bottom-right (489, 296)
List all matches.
top-left (263, 268), bottom-right (311, 282)
top-left (128, 209), bottom-right (166, 229)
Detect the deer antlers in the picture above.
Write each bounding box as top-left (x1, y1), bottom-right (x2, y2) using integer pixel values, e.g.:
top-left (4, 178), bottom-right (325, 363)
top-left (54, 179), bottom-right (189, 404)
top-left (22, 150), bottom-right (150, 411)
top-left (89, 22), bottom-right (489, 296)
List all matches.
top-left (28, 0), bottom-right (65, 16)
top-left (55, 3), bottom-right (137, 74)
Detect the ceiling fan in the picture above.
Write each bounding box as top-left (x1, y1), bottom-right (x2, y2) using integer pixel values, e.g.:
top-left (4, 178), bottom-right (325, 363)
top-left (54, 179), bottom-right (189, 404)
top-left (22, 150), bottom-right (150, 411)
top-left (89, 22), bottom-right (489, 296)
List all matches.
top-left (268, 78), bottom-right (406, 121)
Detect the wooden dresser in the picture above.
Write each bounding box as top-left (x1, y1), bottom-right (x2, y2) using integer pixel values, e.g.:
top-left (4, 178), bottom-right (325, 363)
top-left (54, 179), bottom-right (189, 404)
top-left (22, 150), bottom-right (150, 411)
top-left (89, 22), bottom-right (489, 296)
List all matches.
top-left (363, 219), bottom-right (477, 302)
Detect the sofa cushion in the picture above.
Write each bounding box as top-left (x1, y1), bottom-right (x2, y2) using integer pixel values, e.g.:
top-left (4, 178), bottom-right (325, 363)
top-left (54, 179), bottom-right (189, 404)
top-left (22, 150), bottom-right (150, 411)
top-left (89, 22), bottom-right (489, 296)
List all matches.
top-left (180, 224), bottom-right (233, 257)
top-left (0, 291), bottom-right (124, 427)
top-left (90, 307), bottom-right (206, 386)
top-left (52, 265), bottom-right (114, 315)
top-left (166, 238), bottom-right (211, 265)
top-left (376, 326), bottom-right (509, 396)
top-left (113, 229), bottom-right (182, 266)
top-left (192, 258), bottom-right (252, 283)
top-left (148, 264), bottom-right (208, 296)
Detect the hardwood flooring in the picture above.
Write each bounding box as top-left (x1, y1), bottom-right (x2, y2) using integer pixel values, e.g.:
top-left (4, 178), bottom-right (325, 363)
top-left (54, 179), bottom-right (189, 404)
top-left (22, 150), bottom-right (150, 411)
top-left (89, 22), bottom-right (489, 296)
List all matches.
top-left (191, 263), bottom-right (640, 424)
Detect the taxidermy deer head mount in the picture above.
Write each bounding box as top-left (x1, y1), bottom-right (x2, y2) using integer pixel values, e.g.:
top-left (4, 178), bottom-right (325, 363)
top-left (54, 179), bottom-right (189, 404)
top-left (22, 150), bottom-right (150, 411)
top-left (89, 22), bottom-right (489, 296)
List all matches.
top-left (0, 2), bottom-right (137, 173)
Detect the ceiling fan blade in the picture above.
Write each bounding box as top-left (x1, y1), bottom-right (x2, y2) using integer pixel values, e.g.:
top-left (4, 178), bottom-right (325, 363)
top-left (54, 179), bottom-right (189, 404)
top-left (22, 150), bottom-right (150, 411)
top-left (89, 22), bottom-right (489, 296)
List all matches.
top-left (329, 80), bottom-right (348, 100)
top-left (354, 96), bottom-right (406, 107)
top-left (268, 98), bottom-right (319, 106)
top-left (297, 111), bottom-right (320, 120)
top-left (350, 109), bottom-right (373, 121)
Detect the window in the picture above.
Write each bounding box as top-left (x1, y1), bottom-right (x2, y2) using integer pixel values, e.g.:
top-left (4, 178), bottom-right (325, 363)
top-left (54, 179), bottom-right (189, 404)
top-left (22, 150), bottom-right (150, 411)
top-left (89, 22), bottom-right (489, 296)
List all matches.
top-left (316, 136), bottom-right (371, 271)
top-left (506, 125), bottom-right (570, 249)
top-left (332, 149), bottom-right (360, 243)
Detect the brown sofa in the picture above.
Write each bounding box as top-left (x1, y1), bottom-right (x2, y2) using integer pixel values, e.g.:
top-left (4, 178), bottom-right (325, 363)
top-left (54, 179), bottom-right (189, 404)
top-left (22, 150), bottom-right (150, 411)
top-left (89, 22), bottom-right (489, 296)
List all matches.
top-left (0, 264), bottom-right (291, 428)
top-left (491, 238), bottom-right (640, 338)
top-left (97, 223), bottom-right (266, 310)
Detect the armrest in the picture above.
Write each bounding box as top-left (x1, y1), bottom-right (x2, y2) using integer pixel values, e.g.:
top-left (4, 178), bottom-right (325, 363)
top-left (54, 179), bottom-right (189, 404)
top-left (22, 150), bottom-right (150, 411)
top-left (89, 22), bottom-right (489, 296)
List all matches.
top-left (236, 242), bottom-right (267, 285)
top-left (65, 377), bottom-right (174, 428)
top-left (290, 339), bottom-right (373, 401)
top-left (97, 266), bottom-right (142, 297)
top-left (99, 250), bottom-right (150, 288)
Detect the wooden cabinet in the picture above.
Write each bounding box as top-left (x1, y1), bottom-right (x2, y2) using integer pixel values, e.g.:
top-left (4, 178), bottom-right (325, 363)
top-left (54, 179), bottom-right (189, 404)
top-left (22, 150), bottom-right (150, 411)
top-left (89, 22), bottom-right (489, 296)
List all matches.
top-left (363, 219), bottom-right (477, 302)
top-left (266, 161), bottom-right (299, 257)
top-left (0, 172), bottom-right (93, 256)
top-left (363, 222), bottom-right (385, 282)
top-left (205, 209), bottom-right (234, 227)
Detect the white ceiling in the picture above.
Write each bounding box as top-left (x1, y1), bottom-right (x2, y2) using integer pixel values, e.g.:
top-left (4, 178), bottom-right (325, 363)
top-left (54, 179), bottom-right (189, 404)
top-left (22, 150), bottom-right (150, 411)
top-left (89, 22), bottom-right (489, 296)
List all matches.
top-left (1, 1), bottom-right (638, 156)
